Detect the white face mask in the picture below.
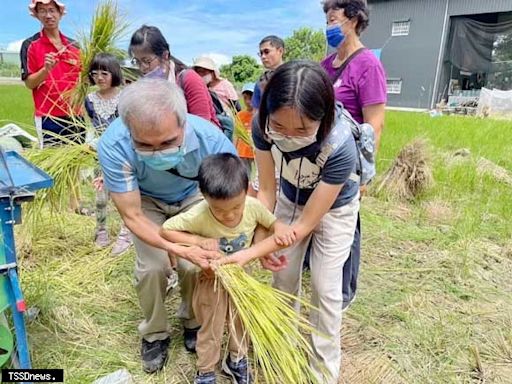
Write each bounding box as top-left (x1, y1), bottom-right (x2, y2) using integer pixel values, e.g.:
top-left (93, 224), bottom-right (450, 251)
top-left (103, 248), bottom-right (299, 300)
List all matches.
top-left (266, 126), bottom-right (318, 152)
top-left (202, 73), bottom-right (213, 85)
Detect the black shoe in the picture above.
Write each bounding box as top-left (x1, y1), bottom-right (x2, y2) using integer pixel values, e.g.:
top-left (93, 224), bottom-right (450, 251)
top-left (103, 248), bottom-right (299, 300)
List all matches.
top-left (183, 326), bottom-right (200, 353)
top-left (222, 355), bottom-right (252, 384)
top-left (141, 337), bottom-right (170, 373)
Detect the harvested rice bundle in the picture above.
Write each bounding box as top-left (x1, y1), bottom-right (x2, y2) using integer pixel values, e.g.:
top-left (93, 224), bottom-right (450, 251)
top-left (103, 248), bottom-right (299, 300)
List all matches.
top-left (24, 141), bottom-right (97, 224)
top-left (216, 264), bottom-right (326, 384)
top-left (377, 139), bottom-right (433, 200)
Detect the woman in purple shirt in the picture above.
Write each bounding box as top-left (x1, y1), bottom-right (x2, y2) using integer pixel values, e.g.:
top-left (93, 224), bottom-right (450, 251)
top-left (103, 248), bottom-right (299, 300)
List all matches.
top-left (320, 0), bottom-right (387, 310)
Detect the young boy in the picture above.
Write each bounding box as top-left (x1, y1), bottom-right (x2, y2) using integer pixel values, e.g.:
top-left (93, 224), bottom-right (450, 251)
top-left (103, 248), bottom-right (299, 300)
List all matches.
top-left (235, 82), bottom-right (256, 178)
top-left (160, 153), bottom-right (294, 384)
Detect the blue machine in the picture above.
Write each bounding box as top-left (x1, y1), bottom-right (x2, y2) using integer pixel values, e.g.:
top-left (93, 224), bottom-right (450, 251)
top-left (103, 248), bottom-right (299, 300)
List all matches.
top-left (0, 150), bottom-right (53, 370)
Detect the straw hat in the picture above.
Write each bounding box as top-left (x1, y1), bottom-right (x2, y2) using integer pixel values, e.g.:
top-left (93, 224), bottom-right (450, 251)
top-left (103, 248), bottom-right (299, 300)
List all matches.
top-left (29, 0), bottom-right (66, 17)
top-left (193, 56), bottom-right (221, 79)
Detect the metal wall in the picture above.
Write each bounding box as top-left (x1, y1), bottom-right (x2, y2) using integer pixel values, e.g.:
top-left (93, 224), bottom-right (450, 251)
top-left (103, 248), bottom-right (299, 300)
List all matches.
top-left (448, 0), bottom-right (512, 16)
top-left (364, 0), bottom-right (448, 108)
top-left (365, 0), bottom-right (512, 108)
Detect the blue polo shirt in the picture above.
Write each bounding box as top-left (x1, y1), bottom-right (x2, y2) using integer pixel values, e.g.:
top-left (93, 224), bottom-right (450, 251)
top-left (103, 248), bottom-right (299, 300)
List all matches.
top-left (98, 114), bottom-right (236, 204)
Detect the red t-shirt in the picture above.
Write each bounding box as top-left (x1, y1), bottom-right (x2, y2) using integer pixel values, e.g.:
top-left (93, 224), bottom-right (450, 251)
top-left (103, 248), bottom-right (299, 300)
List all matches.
top-left (21, 30), bottom-right (81, 117)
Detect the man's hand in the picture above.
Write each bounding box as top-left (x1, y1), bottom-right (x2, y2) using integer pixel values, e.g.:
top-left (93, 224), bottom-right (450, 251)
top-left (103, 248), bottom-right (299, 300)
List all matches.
top-left (44, 53), bottom-right (57, 72)
top-left (212, 249), bottom-right (250, 269)
top-left (260, 253), bottom-right (288, 272)
top-left (181, 245), bottom-right (222, 270)
top-left (198, 238), bottom-right (219, 251)
top-left (273, 222), bottom-right (296, 247)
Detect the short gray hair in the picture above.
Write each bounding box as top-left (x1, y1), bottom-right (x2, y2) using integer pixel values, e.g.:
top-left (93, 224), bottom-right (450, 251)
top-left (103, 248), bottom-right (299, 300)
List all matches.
top-left (118, 78), bottom-right (187, 132)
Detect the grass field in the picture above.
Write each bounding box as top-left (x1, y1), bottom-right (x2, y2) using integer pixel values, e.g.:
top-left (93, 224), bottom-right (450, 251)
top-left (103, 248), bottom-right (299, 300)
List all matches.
top-left (1, 84), bottom-right (511, 383)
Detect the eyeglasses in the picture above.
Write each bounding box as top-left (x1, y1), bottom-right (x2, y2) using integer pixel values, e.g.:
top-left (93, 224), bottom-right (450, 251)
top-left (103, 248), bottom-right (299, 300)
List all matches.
top-left (130, 56), bottom-right (159, 69)
top-left (258, 48), bottom-right (273, 57)
top-left (132, 138), bottom-right (182, 155)
top-left (90, 70), bottom-right (111, 78)
top-left (37, 8), bottom-right (59, 16)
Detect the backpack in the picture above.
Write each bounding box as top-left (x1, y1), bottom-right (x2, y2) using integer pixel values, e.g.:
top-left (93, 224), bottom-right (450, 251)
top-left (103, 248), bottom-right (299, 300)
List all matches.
top-left (178, 70), bottom-right (234, 141)
top-left (208, 89), bottom-right (234, 141)
top-left (314, 105), bottom-right (376, 186)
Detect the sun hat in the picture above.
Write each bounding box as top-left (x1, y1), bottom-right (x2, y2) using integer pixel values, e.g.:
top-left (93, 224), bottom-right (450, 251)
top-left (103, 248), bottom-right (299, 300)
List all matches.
top-left (29, 0), bottom-right (66, 17)
top-left (193, 56), bottom-right (221, 79)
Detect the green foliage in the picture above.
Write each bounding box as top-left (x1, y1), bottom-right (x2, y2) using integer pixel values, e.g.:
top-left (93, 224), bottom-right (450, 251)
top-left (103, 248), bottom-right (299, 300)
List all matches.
top-left (220, 55), bottom-right (261, 85)
top-left (284, 27), bottom-right (327, 62)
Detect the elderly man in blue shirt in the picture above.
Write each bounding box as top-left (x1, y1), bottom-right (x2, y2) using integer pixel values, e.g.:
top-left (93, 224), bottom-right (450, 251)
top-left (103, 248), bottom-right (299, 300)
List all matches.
top-left (98, 79), bottom-right (236, 374)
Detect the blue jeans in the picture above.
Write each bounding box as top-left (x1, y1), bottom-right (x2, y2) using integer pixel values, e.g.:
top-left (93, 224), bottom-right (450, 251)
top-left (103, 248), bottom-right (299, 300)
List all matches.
top-left (343, 213), bottom-right (360, 305)
top-left (39, 116), bottom-right (86, 147)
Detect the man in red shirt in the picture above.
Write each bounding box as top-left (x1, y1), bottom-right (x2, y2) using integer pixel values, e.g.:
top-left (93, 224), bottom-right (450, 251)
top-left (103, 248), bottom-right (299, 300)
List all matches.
top-left (20, 0), bottom-right (84, 148)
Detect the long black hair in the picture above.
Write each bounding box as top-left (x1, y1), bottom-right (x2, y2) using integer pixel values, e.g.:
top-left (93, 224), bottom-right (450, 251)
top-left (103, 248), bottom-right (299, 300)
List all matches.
top-left (258, 60), bottom-right (336, 144)
top-left (128, 25), bottom-right (188, 74)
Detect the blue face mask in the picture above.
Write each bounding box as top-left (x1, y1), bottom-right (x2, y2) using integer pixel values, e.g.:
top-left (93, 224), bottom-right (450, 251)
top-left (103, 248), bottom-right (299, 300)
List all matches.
top-left (144, 66), bottom-right (167, 79)
top-left (326, 24), bottom-right (346, 48)
top-left (136, 147), bottom-right (184, 171)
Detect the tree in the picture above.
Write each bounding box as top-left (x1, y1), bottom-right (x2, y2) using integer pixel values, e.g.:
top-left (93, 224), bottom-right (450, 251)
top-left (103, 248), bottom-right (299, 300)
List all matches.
top-left (284, 27), bottom-right (327, 62)
top-left (220, 55), bottom-right (261, 85)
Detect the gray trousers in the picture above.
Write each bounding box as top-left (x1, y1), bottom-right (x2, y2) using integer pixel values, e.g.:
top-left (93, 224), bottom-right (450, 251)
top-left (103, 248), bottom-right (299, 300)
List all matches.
top-left (273, 194), bottom-right (359, 383)
top-left (132, 194), bottom-right (202, 342)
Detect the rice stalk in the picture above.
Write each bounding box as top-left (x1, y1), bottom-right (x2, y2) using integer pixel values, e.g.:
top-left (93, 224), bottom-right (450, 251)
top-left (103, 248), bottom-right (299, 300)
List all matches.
top-left (376, 138), bottom-right (433, 200)
top-left (71, 0), bottom-right (129, 110)
top-left (23, 138), bottom-right (97, 231)
top-left (216, 264), bottom-right (326, 384)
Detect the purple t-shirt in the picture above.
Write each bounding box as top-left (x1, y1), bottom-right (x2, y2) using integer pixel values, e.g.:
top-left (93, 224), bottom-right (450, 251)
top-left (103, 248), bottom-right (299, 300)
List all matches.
top-left (321, 49), bottom-right (387, 124)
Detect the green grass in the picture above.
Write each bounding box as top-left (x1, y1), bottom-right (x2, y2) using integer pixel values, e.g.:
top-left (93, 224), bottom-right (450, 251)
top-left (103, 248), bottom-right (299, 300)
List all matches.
top-left (0, 84), bottom-right (35, 130)
top-left (1, 89), bottom-right (510, 383)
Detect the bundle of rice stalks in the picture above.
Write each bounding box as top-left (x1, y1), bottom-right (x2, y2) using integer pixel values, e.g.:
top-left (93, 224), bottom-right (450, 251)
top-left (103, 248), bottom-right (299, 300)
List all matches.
top-left (71, 0), bottom-right (129, 109)
top-left (377, 139), bottom-right (433, 200)
top-left (216, 265), bottom-right (325, 384)
top-left (23, 140), bottom-right (97, 227)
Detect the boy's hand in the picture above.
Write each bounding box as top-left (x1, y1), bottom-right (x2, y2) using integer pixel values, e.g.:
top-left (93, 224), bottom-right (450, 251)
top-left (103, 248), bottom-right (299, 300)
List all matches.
top-left (198, 238), bottom-right (220, 251)
top-left (273, 222), bottom-right (296, 247)
top-left (92, 177), bottom-right (104, 191)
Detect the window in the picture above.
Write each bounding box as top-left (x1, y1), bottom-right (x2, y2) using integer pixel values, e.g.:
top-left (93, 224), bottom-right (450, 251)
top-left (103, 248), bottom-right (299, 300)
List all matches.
top-left (387, 79), bottom-right (402, 94)
top-left (392, 20), bottom-right (410, 36)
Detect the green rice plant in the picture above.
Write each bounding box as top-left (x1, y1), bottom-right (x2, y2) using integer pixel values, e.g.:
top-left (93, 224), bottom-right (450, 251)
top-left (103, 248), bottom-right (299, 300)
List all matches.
top-left (216, 264), bottom-right (326, 384)
top-left (229, 106), bottom-right (253, 147)
top-left (71, 0), bottom-right (129, 110)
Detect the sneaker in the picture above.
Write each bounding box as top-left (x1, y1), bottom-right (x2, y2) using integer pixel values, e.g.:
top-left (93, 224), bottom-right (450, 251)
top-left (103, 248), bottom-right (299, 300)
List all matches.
top-left (166, 269), bottom-right (179, 295)
top-left (141, 337), bottom-right (170, 373)
top-left (95, 228), bottom-right (110, 248)
top-left (222, 356), bottom-right (252, 384)
top-left (194, 371), bottom-right (216, 384)
top-left (111, 228), bottom-right (132, 256)
top-left (183, 326), bottom-right (200, 353)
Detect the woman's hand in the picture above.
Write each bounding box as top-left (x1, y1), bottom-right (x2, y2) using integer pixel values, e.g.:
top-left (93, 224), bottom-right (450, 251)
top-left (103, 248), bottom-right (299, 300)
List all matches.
top-left (272, 222), bottom-right (296, 247)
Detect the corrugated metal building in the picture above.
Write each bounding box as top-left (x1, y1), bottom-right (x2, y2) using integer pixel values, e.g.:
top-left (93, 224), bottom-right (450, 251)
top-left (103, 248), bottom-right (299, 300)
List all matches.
top-left (363, 0), bottom-right (512, 109)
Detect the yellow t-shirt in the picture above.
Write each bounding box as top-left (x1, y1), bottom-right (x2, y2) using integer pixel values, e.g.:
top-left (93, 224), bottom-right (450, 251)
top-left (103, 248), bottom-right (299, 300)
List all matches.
top-left (162, 196), bottom-right (276, 255)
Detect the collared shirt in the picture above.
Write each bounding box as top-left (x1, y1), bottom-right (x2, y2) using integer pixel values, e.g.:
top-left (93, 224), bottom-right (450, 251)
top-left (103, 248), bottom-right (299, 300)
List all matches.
top-left (20, 30), bottom-right (81, 117)
top-left (98, 114), bottom-right (237, 204)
